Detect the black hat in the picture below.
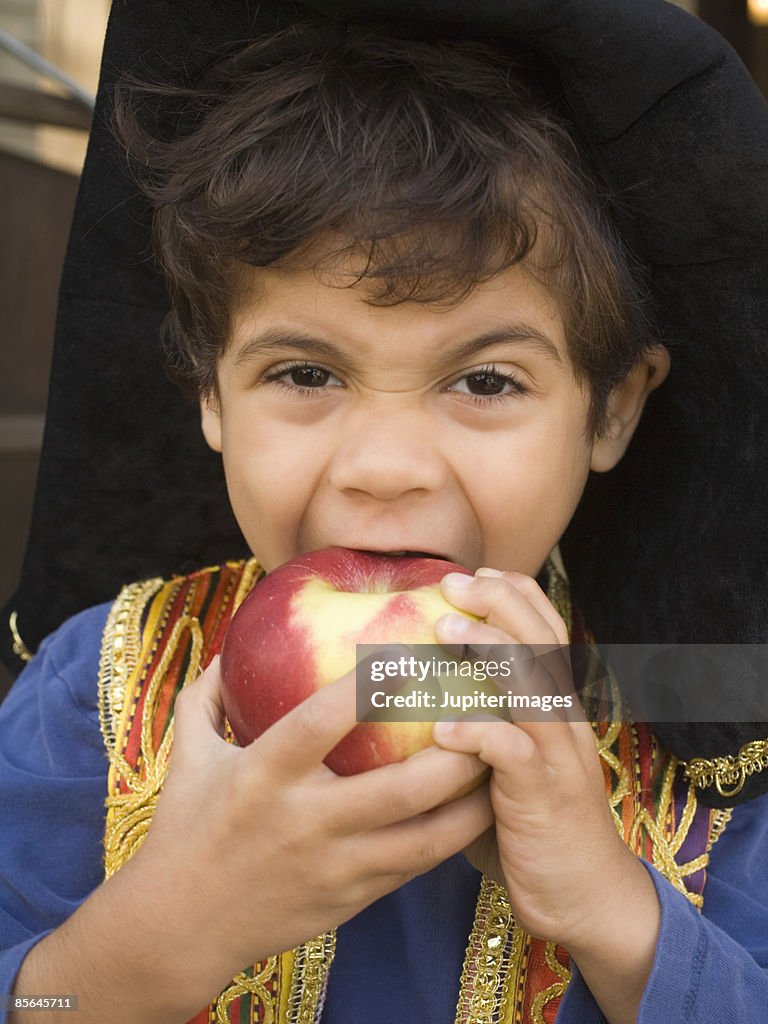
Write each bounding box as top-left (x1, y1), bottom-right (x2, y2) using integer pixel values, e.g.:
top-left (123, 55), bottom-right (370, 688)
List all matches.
top-left (3, 0), bottom-right (767, 807)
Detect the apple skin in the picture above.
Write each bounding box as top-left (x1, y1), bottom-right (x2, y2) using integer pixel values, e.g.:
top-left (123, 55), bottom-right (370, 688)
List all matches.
top-left (220, 546), bottom-right (477, 774)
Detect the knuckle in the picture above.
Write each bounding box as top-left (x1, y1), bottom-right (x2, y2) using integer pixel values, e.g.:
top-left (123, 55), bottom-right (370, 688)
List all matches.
top-left (486, 575), bottom-right (512, 600)
top-left (488, 641), bottom-right (513, 664)
top-left (414, 837), bottom-right (442, 872)
top-left (171, 682), bottom-right (196, 722)
top-left (381, 768), bottom-right (423, 821)
top-left (551, 614), bottom-right (569, 646)
top-left (220, 763), bottom-right (258, 817)
top-left (174, 681), bottom-right (196, 707)
top-left (505, 572), bottom-right (540, 597)
top-left (290, 693), bottom-right (331, 745)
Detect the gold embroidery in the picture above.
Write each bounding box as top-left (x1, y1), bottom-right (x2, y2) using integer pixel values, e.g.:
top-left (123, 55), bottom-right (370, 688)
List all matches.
top-left (285, 932), bottom-right (337, 1024)
top-left (98, 577), bottom-right (164, 752)
top-left (530, 944), bottom-right (570, 1024)
top-left (683, 739), bottom-right (768, 798)
top-left (233, 558), bottom-right (265, 613)
top-left (9, 609), bottom-right (33, 662)
top-left (103, 612), bottom-right (204, 877)
top-left (214, 961), bottom-right (279, 1024)
top-left (100, 561), bottom-right (336, 1024)
top-left (455, 879), bottom-right (519, 1024)
top-left (543, 556), bottom-right (571, 633)
top-left (708, 808), bottom-right (733, 849)
top-left (628, 758), bottom-right (706, 908)
top-left (100, 559), bottom-right (725, 1024)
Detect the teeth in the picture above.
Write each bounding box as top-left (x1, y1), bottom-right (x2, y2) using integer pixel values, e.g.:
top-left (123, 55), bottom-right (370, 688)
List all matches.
top-left (365, 549), bottom-right (443, 559)
top-left (389, 550), bottom-right (439, 559)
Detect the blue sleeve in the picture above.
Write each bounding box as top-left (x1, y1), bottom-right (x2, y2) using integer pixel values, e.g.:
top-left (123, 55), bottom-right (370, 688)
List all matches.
top-left (557, 791), bottom-right (768, 1023)
top-left (0, 605), bottom-right (110, 1018)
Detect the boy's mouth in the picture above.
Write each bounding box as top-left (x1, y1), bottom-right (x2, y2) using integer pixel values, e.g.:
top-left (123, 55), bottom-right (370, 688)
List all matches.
top-left (358, 549), bottom-right (451, 562)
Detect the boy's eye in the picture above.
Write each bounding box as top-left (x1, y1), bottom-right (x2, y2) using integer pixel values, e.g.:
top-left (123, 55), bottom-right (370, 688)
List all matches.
top-left (263, 362), bottom-right (343, 392)
top-left (450, 368), bottom-right (527, 399)
top-left (287, 366), bottom-right (332, 388)
top-left (464, 372), bottom-right (508, 396)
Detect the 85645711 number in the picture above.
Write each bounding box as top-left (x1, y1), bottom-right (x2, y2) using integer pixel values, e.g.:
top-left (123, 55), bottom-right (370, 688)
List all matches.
top-left (2, 995), bottom-right (78, 1011)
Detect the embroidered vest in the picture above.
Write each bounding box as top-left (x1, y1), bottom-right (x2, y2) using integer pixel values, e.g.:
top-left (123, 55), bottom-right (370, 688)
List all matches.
top-left (99, 560), bottom-right (731, 1024)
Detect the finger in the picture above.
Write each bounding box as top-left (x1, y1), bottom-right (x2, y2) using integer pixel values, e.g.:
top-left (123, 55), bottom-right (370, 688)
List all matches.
top-left (500, 571), bottom-right (570, 645)
top-left (435, 613), bottom-right (583, 731)
top-left (333, 745), bottom-right (490, 832)
top-left (250, 667), bottom-right (358, 776)
top-left (253, 646), bottom-right (412, 778)
top-left (482, 575), bottom-right (598, 747)
top-left (440, 573), bottom-right (565, 647)
top-left (433, 716), bottom-right (539, 770)
top-left (431, 716), bottom-right (582, 805)
top-left (434, 612), bottom-right (561, 706)
top-left (434, 703), bottom-right (591, 778)
top-left (172, 656), bottom-right (229, 753)
top-left (435, 613), bottom-right (512, 650)
top-left (365, 784), bottom-right (495, 879)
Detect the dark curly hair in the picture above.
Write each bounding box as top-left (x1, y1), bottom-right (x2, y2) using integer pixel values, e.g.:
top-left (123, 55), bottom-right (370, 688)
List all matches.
top-left (112, 18), bottom-right (655, 437)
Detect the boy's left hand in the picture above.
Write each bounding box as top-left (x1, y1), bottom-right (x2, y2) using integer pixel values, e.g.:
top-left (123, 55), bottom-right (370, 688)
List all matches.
top-left (433, 570), bottom-right (660, 972)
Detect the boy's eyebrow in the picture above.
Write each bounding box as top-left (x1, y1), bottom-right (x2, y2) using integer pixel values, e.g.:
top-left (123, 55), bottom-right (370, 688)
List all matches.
top-left (233, 322), bottom-right (563, 368)
top-left (234, 330), bottom-right (348, 366)
top-left (445, 323), bottom-right (563, 368)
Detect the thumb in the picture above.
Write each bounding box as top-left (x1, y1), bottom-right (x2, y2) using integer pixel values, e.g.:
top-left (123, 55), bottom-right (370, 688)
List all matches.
top-left (172, 655), bottom-right (228, 752)
top-left (432, 713), bottom-right (499, 754)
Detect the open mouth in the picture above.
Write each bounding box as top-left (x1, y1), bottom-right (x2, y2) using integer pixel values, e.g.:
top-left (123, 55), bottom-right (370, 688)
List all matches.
top-left (362, 549), bottom-right (448, 561)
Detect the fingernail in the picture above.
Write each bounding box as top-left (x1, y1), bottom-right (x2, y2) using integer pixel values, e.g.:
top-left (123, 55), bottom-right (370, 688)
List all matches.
top-left (443, 572), bottom-right (473, 588)
top-left (433, 720), bottom-right (456, 741)
top-left (440, 613), bottom-right (471, 639)
top-left (475, 567), bottom-right (503, 577)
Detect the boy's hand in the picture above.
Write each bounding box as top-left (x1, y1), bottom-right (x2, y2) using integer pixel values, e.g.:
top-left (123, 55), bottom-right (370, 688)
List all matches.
top-left (128, 654), bottom-right (493, 1009)
top-left (433, 570), bottom-right (661, 1024)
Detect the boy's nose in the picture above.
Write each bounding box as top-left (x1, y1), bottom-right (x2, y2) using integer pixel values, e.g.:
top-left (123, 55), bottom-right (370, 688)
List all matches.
top-left (328, 405), bottom-right (448, 501)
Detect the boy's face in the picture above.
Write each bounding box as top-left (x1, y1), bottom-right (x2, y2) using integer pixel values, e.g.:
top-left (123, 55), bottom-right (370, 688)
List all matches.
top-left (202, 261), bottom-right (648, 575)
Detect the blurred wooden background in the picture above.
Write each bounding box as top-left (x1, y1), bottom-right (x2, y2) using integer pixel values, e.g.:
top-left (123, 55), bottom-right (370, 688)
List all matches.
top-left (0, 0), bottom-right (108, 696)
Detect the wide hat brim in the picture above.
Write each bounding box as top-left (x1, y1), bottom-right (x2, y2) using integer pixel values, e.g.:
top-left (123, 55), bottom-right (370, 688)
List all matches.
top-left (3, 0), bottom-right (767, 806)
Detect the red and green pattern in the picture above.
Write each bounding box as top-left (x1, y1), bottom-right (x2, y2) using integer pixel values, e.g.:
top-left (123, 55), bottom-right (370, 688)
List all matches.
top-left (112, 561), bottom-right (250, 796)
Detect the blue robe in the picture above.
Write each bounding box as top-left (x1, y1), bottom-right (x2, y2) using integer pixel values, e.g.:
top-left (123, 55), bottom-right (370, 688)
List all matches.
top-left (1, 605), bottom-right (767, 1022)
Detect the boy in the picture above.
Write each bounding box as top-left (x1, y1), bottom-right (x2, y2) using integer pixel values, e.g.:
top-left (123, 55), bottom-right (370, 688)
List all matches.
top-left (2, 11), bottom-right (767, 1024)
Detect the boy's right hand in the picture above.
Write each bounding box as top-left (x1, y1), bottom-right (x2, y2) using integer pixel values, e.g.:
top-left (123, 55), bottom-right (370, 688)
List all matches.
top-left (129, 654), bottom-right (492, 1005)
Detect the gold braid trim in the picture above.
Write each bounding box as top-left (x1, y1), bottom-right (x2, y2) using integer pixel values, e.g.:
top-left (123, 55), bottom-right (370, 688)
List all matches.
top-left (99, 561), bottom-right (336, 1024)
top-left (455, 879), bottom-right (519, 1024)
top-left (214, 961), bottom-right (279, 1024)
top-left (285, 932), bottom-right (338, 1024)
top-left (103, 610), bottom-right (204, 877)
top-left (9, 610), bottom-right (33, 662)
top-left (683, 739), bottom-right (768, 799)
top-left (98, 577), bottom-right (165, 755)
top-left (708, 808), bottom-right (733, 848)
top-left (530, 944), bottom-right (570, 1024)
top-left (232, 557), bottom-right (264, 612)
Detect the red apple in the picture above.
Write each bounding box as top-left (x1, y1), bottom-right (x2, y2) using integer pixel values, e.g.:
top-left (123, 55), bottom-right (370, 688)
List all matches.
top-left (220, 546), bottom-right (477, 773)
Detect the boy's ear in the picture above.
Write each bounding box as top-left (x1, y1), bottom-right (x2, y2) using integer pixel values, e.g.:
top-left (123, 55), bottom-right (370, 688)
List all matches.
top-left (590, 345), bottom-right (670, 473)
top-left (200, 394), bottom-right (223, 453)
